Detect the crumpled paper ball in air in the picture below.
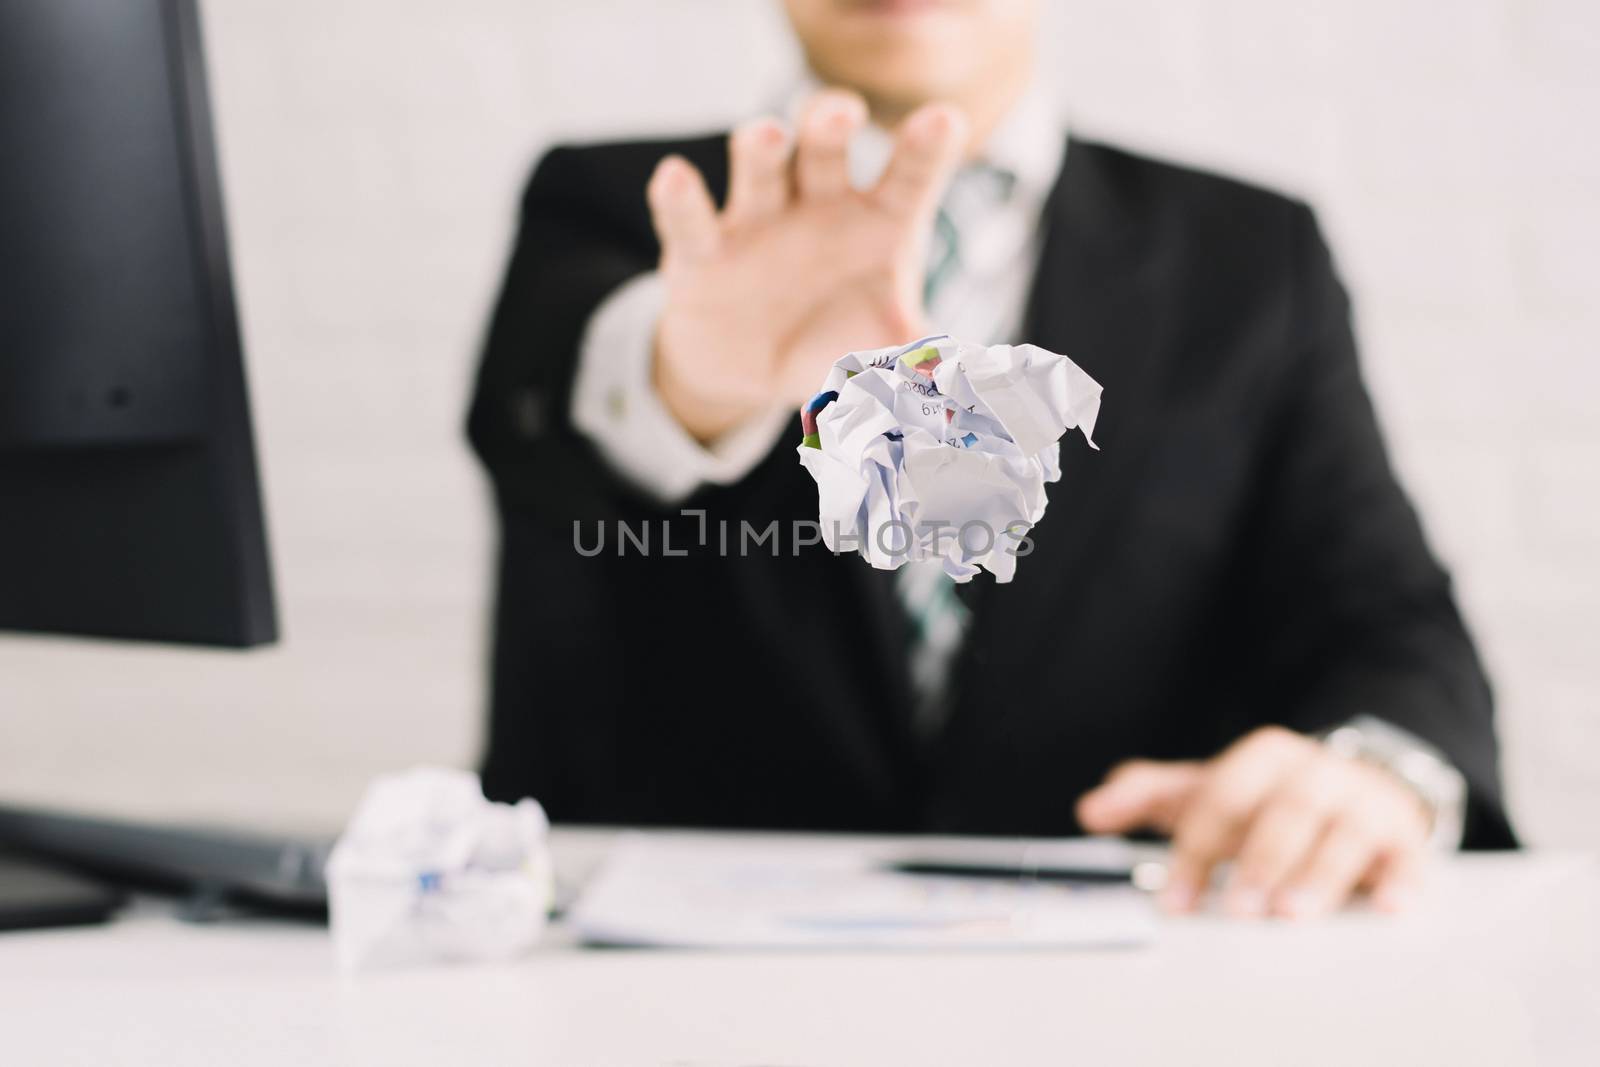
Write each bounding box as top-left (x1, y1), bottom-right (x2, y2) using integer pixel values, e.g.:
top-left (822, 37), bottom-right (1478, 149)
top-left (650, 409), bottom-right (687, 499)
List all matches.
top-left (796, 335), bottom-right (1101, 582)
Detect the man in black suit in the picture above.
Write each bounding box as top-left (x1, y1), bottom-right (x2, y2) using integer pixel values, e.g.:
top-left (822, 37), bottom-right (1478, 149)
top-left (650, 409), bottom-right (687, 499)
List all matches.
top-left (468, 0), bottom-right (1515, 920)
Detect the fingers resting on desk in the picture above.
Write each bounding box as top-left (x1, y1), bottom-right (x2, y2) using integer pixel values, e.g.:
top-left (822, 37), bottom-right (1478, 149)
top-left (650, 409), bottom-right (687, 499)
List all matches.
top-left (1078, 726), bottom-right (1433, 920)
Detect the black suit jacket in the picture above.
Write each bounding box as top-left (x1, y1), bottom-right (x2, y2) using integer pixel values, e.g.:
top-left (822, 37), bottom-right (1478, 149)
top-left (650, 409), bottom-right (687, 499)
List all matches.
top-left (468, 134), bottom-right (1516, 849)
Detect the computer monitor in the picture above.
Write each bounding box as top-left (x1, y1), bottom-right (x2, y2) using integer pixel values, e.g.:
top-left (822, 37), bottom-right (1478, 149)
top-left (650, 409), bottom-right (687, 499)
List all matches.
top-left (0, 0), bottom-right (306, 927)
top-left (0, 0), bottom-right (276, 647)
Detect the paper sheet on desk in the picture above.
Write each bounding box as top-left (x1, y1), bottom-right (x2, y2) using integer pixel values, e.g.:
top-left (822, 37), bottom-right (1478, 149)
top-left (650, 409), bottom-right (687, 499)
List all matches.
top-left (567, 834), bottom-right (1155, 950)
top-left (797, 335), bottom-right (1102, 582)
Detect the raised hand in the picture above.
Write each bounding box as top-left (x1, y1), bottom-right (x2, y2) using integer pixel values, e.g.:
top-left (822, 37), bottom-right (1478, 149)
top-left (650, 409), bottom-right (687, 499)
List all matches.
top-left (646, 89), bottom-right (968, 443)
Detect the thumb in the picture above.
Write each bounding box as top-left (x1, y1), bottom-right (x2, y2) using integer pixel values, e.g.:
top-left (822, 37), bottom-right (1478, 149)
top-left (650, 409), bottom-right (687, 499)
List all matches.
top-left (1076, 759), bottom-right (1205, 835)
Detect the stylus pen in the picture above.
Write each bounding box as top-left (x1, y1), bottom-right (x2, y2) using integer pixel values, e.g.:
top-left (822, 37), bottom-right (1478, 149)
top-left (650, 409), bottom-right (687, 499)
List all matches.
top-left (886, 859), bottom-right (1167, 892)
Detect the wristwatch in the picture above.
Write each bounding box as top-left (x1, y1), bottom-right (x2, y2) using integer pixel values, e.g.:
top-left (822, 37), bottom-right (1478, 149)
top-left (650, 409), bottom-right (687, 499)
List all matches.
top-left (1320, 714), bottom-right (1467, 851)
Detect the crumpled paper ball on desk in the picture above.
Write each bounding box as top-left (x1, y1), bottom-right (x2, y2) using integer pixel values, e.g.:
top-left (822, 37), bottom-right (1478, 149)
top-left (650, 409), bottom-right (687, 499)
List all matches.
top-left (325, 766), bottom-right (554, 971)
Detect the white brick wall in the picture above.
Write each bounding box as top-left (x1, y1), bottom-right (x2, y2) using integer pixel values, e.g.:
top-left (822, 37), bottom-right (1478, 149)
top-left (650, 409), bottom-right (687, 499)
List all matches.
top-left (2, 0), bottom-right (1596, 847)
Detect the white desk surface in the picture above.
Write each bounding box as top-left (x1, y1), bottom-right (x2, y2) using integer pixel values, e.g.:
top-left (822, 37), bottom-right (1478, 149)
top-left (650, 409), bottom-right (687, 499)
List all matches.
top-left (3, 828), bottom-right (1597, 1067)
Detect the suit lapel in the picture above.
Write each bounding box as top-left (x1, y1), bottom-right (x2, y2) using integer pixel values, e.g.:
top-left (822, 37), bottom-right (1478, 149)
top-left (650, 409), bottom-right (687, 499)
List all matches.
top-left (956, 138), bottom-right (1176, 669)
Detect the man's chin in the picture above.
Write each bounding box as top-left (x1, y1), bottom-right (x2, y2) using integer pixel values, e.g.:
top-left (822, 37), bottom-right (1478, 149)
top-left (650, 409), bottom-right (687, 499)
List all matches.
top-left (822, 65), bottom-right (964, 117)
top-left (837, 0), bottom-right (969, 19)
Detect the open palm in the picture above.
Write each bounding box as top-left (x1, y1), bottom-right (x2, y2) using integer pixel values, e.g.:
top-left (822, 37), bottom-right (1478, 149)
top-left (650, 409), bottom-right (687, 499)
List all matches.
top-left (648, 90), bottom-right (967, 442)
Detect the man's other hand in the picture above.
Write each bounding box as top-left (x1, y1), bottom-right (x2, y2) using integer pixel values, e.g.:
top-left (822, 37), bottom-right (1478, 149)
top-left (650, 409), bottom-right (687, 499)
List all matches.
top-left (1076, 726), bottom-right (1433, 919)
top-left (645, 89), bottom-right (967, 443)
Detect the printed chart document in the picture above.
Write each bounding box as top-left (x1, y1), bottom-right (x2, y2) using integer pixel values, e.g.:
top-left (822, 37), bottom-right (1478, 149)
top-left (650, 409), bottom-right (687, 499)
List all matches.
top-left (567, 832), bottom-right (1156, 950)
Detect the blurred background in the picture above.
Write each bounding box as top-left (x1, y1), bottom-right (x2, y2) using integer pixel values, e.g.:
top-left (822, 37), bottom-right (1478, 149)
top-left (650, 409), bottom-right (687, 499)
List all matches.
top-left (2, 0), bottom-right (1596, 848)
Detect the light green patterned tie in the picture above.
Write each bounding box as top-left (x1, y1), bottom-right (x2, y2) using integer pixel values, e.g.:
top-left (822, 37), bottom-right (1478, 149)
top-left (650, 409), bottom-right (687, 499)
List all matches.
top-left (899, 201), bottom-right (972, 736)
top-left (923, 207), bottom-right (961, 307)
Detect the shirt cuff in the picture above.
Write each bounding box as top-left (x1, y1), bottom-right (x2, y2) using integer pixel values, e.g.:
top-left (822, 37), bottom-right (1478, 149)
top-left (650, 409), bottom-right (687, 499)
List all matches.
top-left (1321, 714), bottom-right (1468, 851)
top-left (570, 271), bottom-right (793, 506)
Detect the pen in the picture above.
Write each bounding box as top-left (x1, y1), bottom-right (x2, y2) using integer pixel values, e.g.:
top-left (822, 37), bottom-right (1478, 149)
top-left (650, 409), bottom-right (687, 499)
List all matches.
top-left (886, 859), bottom-right (1168, 892)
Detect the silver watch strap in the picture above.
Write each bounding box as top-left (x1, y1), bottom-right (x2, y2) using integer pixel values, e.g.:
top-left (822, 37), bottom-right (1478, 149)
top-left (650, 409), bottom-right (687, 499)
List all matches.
top-left (1320, 714), bottom-right (1467, 850)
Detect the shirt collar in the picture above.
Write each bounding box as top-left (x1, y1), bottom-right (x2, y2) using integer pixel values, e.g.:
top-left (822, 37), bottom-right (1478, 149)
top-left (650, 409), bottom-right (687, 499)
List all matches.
top-left (776, 73), bottom-right (1066, 208)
